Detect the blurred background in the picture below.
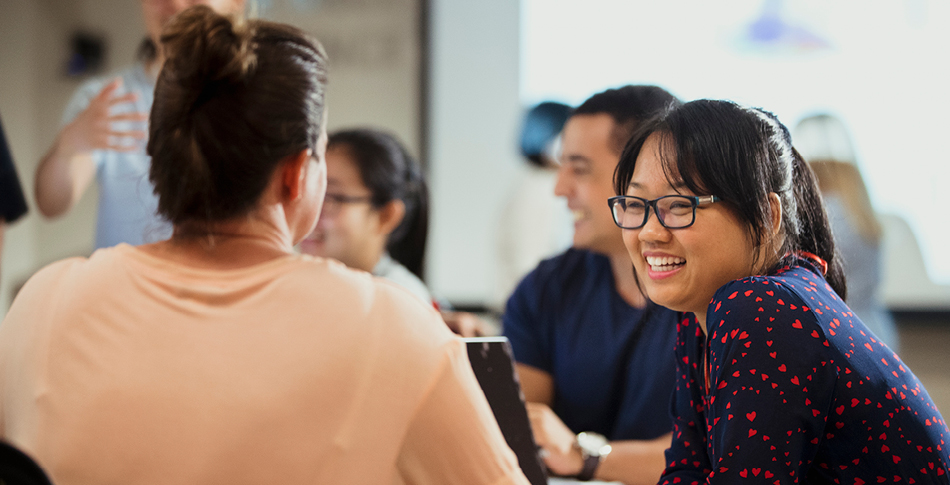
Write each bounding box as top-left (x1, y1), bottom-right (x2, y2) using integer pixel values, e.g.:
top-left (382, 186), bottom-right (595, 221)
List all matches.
top-left (1, 0), bottom-right (947, 405)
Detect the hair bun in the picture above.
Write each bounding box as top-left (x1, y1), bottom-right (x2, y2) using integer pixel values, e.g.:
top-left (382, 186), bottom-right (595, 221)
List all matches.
top-left (159, 5), bottom-right (256, 106)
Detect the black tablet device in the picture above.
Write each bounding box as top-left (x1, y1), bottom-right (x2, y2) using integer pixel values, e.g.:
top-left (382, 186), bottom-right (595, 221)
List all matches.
top-left (464, 337), bottom-right (548, 485)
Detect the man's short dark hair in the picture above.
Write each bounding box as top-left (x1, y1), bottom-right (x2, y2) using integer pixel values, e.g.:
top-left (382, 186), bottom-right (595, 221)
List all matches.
top-left (573, 85), bottom-right (679, 153)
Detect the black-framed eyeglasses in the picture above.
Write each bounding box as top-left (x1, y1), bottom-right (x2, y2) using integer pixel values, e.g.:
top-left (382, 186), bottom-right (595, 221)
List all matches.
top-left (608, 194), bottom-right (720, 229)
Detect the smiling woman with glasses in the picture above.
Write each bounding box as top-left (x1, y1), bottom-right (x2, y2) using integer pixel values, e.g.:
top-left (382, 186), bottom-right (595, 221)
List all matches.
top-left (612, 99), bottom-right (950, 483)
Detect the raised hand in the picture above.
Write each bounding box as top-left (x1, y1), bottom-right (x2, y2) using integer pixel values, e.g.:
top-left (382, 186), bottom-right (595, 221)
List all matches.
top-left (35, 78), bottom-right (151, 218)
top-left (58, 78), bottom-right (149, 155)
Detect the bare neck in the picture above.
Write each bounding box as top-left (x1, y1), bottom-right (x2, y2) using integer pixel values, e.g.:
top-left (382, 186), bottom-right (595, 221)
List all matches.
top-left (141, 207), bottom-right (297, 270)
top-left (695, 311), bottom-right (708, 335)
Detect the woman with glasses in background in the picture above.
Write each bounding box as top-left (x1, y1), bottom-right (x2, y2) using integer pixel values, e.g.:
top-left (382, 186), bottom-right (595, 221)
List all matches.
top-left (300, 129), bottom-right (432, 305)
top-left (610, 99), bottom-right (950, 483)
top-left (299, 129), bottom-right (483, 336)
top-left (0, 7), bottom-right (527, 484)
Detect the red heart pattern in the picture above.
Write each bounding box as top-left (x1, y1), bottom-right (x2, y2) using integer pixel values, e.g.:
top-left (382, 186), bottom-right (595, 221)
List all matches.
top-left (658, 259), bottom-right (950, 484)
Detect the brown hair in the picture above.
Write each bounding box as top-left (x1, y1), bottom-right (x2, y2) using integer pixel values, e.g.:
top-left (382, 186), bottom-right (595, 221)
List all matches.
top-left (807, 160), bottom-right (882, 243)
top-left (147, 5), bottom-right (328, 226)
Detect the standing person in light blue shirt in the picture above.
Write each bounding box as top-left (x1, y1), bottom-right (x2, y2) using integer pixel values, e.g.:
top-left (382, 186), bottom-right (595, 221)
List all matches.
top-left (34, 0), bottom-right (245, 248)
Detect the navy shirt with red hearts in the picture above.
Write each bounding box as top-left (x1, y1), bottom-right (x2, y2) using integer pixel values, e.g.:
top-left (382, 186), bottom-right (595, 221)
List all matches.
top-left (660, 257), bottom-right (950, 484)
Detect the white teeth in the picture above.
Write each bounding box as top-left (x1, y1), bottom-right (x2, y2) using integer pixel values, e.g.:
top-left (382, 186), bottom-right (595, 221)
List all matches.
top-left (645, 256), bottom-right (685, 271)
top-left (572, 210), bottom-right (585, 221)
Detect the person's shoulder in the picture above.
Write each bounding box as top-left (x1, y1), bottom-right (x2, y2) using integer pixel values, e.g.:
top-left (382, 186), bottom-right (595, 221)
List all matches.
top-left (292, 255), bottom-right (451, 345)
top-left (287, 254), bottom-right (378, 302)
top-left (8, 255), bottom-right (92, 312)
top-left (708, 270), bottom-right (826, 343)
top-left (530, 248), bottom-right (605, 281)
top-left (373, 256), bottom-right (432, 305)
top-left (508, 248), bottom-right (595, 303)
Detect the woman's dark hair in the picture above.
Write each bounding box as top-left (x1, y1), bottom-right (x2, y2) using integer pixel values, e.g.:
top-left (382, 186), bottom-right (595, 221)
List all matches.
top-left (328, 129), bottom-right (429, 280)
top-left (147, 6), bottom-right (328, 227)
top-left (614, 99), bottom-right (847, 299)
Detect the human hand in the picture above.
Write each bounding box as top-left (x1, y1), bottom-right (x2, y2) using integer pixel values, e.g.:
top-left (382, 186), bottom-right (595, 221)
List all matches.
top-left (58, 78), bottom-right (148, 156)
top-left (526, 402), bottom-right (584, 477)
top-left (440, 311), bottom-right (484, 338)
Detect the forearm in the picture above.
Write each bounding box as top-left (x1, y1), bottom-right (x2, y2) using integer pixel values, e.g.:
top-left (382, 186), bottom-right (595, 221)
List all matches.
top-left (515, 363), bottom-right (553, 405)
top-left (595, 434), bottom-right (671, 485)
top-left (35, 138), bottom-right (95, 218)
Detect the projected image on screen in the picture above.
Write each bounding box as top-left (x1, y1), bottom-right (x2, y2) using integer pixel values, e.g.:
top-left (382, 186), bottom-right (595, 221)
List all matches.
top-left (521, 0), bottom-right (950, 308)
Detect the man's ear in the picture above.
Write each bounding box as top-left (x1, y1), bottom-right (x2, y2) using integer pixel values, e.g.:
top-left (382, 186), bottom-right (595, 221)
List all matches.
top-left (281, 149), bottom-right (312, 201)
top-left (377, 199), bottom-right (406, 236)
top-left (768, 192), bottom-right (783, 236)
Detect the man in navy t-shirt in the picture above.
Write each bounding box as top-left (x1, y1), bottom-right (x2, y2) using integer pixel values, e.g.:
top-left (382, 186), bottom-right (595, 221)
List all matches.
top-left (503, 86), bottom-right (680, 484)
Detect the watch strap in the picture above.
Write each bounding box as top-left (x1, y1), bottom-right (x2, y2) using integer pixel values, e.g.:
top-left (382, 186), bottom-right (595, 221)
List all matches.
top-left (576, 452), bottom-right (601, 481)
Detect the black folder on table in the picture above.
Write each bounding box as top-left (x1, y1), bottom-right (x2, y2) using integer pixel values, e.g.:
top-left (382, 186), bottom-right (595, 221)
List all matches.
top-left (464, 337), bottom-right (548, 485)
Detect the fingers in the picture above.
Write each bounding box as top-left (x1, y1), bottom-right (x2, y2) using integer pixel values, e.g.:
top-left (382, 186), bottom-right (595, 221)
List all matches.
top-left (95, 78), bottom-right (123, 101)
top-left (106, 130), bottom-right (147, 141)
top-left (107, 92), bottom-right (140, 107)
top-left (108, 112), bottom-right (150, 122)
top-left (453, 313), bottom-right (481, 338)
top-left (105, 144), bottom-right (145, 153)
top-left (441, 311), bottom-right (483, 338)
top-left (93, 77), bottom-right (143, 112)
top-left (87, 130), bottom-right (147, 152)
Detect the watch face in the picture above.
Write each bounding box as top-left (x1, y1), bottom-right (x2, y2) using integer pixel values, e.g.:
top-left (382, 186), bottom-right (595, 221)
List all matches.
top-left (576, 432), bottom-right (609, 455)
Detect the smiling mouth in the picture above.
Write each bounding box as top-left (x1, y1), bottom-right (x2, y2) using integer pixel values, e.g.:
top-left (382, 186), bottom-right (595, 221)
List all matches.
top-left (646, 256), bottom-right (685, 272)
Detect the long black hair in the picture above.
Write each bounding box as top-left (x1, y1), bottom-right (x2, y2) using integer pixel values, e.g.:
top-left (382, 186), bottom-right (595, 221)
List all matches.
top-left (328, 129), bottom-right (429, 280)
top-left (614, 99), bottom-right (847, 299)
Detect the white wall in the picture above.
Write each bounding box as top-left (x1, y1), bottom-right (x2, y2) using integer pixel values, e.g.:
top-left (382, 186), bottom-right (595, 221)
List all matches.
top-left (0, 0), bottom-right (101, 313)
top-left (0, 0), bottom-right (421, 315)
top-left (265, 0), bottom-right (421, 155)
top-left (0, 1), bottom-right (42, 309)
top-left (427, 0), bottom-right (522, 305)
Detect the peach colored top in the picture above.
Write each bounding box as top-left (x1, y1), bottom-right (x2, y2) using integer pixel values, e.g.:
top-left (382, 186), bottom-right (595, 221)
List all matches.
top-left (0, 244), bottom-right (528, 485)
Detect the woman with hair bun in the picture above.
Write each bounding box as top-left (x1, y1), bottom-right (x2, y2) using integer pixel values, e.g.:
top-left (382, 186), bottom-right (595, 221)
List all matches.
top-left (0, 7), bottom-right (528, 485)
top-left (611, 99), bottom-right (950, 483)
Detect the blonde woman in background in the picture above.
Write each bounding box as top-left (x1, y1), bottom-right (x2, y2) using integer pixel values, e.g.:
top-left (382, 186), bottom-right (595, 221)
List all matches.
top-left (794, 114), bottom-right (898, 351)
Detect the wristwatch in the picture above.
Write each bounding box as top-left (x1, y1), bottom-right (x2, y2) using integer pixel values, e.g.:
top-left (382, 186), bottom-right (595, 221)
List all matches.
top-left (575, 431), bottom-right (612, 481)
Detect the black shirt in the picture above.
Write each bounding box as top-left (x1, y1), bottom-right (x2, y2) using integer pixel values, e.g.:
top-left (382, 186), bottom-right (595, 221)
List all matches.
top-left (0, 114), bottom-right (28, 223)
